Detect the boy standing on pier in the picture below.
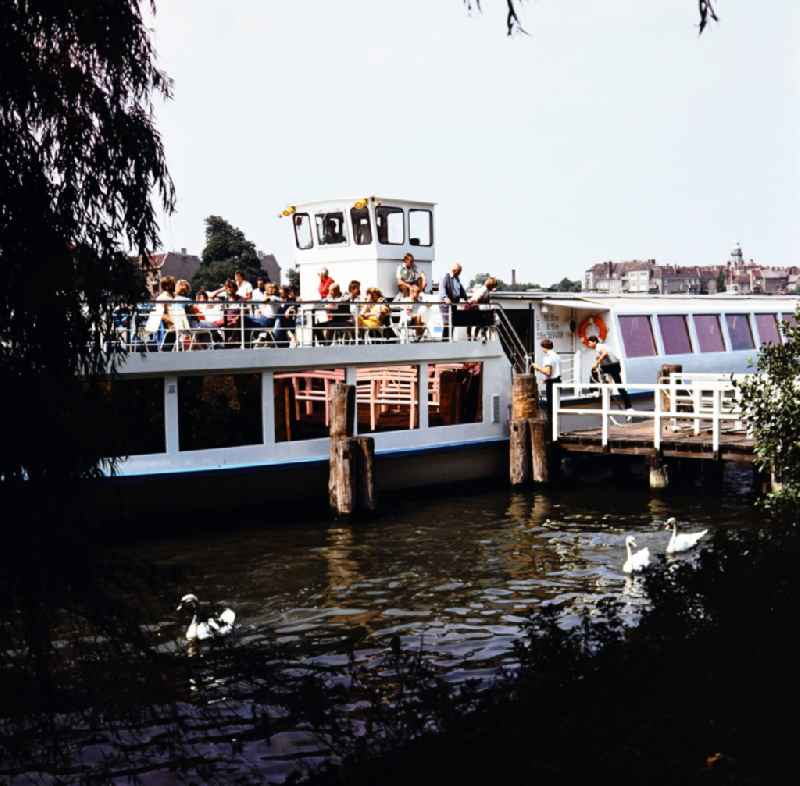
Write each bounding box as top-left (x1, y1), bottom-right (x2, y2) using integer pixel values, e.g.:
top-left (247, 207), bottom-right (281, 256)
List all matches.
top-left (532, 338), bottom-right (562, 421)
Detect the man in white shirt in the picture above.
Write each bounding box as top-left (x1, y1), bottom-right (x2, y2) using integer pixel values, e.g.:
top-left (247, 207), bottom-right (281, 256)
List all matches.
top-left (252, 277), bottom-right (267, 302)
top-left (586, 335), bottom-right (632, 410)
top-left (532, 338), bottom-right (562, 421)
top-left (234, 270), bottom-right (253, 301)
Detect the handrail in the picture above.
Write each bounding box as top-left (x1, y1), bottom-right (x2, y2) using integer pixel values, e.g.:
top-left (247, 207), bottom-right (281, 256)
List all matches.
top-left (551, 381), bottom-right (746, 454)
top-left (111, 299), bottom-right (506, 352)
top-left (491, 303), bottom-right (532, 373)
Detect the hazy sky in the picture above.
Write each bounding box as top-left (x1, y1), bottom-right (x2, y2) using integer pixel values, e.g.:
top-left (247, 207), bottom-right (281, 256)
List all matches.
top-left (148, 1), bottom-right (798, 284)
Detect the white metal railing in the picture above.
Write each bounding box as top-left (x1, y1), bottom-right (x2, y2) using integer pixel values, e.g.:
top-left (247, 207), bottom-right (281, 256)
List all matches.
top-left (552, 380), bottom-right (748, 454)
top-left (112, 300), bottom-right (502, 352)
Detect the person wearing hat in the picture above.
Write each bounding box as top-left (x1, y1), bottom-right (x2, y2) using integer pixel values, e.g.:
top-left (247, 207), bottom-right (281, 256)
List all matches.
top-left (318, 267), bottom-right (334, 299)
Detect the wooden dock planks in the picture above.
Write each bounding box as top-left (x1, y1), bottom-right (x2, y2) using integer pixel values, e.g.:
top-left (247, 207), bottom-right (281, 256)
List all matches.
top-left (557, 421), bottom-right (754, 463)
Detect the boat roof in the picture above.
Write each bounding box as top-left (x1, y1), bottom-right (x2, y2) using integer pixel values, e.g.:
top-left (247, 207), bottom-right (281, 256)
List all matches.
top-left (494, 291), bottom-right (800, 313)
top-left (290, 196), bottom-right (437, 209)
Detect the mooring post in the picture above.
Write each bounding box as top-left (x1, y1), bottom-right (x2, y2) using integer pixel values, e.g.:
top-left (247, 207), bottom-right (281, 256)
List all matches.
top-left (647, 448), bottom-right (669, 490)
top-left (510, 373), bottom-right (538, 485)
top-left (530, 414), bottom-right (552, 483)
top-left (659, 363), bottom-right (682, 433)
top-left (328, 383), bottom-right (375, 515)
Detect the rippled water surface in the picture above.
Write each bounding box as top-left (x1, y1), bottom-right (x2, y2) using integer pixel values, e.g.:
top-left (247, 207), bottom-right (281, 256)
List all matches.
top-left (138, 465), bottom-right (760, 680)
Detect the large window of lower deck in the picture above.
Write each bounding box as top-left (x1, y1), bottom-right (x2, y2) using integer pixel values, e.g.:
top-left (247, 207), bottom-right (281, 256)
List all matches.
top-left (657, 315), bottom-right (692, 355)
top-left (179, 374), bottom-right (262, 451)
top-left (693, 315), bottom-right (725, 353)
top-left (98, 377), bottom-right (166, 456)
top-left (618, 315), bottom-right (656, 358)
top-left (274, 369), bottom-right (346, 442)
top-left (725, 313), bottom-right (754, 351)
top-left (755, 314), bottom-right (780, 346)
top-left (357, 366), bottom-right (419, 433)
top-left (427, 362), bottom-right (483, 426)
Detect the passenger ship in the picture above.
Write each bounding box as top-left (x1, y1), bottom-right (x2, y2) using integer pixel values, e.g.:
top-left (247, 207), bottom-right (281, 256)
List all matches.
top-left (104, 195), bottom-right (797, 509)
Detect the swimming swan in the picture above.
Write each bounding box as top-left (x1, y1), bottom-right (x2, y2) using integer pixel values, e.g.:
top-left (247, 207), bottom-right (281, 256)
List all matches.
top-left (664, 517), bottom-right (708, 554)
top-left (623, 535), bottom-right (650, 574)
top-left (177, 593), bottom-right (236, 641)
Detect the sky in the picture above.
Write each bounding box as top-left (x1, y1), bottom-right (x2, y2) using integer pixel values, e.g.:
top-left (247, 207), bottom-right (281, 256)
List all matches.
top-left (147, 1), bottom-right (799, 285)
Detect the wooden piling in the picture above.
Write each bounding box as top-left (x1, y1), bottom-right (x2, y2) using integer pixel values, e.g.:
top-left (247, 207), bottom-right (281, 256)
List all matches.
top-left (354, 436), bottom-right (376, 512)
top-left (329, 384), bottom-right (375, 515)
top-left (509, 419), bottom-right (531, 486)
top-left (647, 449), bottom-right (669, 490)
top-left (530, 415), bottom-right (550, 483)
top-left (509, 373), bottom-right (538, 485)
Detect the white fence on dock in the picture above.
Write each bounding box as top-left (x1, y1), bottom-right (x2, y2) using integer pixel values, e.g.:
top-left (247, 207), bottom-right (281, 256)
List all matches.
top-left (552, 372), bottom-right (753, 453)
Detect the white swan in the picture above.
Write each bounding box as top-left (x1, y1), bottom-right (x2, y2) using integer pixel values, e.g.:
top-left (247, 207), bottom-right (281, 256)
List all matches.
top-left (664, 517), bottom-right (708, 554)
top-left (622, 535), bottom-right (650, 573)
top-left (177, 593), bottom-right (236, 641)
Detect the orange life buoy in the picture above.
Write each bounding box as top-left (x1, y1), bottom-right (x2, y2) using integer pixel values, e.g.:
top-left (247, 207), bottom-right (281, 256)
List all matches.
top-left (578, 314), bottom-right (608, 347)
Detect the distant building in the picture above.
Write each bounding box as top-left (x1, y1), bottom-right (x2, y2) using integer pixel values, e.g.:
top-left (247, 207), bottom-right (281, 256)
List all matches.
top-left (584, 246), bottom-right (795, 296)
top-left (257, 251), bottom-right (281, 284)
top-left (136, 249), bottom-right (202, 297)
top-left (134, 248), bottom-right (282, 296)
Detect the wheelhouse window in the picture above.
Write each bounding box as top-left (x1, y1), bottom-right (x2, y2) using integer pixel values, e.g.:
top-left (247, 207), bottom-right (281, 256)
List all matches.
top-left (618, 315), bottom-right (656, 358)
top-left (657, 315), bottom-right (692, 355)
top-left (725, 313), bottom-right (754, 351)
top-left (409, 209), bottom-right (433, 247)
top-left (428, 363), bottom-right (482, 426)
top-left (375, 206), bottom-right (404, 245)
top-left (693, 315), bottom-right (725, 353)
top-left (351, 207), bottom-right (372, 245)
top-left (293, 213), bottom-right (313, 249)
top-left (755, 314), bottom-right (780, 346)
top-left (315, 212), bottom-right (348, 245)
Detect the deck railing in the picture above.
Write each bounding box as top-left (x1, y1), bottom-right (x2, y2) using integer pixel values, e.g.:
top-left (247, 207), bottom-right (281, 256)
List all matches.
top-left (112, 300), bottom-right (505, 352)
top-left (552, 377), bottom-right (751, 453)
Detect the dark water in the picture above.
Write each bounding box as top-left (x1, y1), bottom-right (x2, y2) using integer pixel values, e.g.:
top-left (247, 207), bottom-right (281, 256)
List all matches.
top-left (140, 463), bottom-right (760, 681)
top-left (16, 464), bottom-right (759, 785)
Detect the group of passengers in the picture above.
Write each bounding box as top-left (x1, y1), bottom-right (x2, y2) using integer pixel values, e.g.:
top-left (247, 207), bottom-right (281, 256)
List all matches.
top-left (313, 254), bottom-right (498, 343)
top-left (140, 256), bottom-right (498, 350)
top-left (144, 272), bottom-right (299, 349)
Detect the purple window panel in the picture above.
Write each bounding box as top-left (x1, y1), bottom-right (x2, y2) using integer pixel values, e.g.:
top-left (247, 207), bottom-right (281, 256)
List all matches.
top-left (658, 315), bottom-right (692, 355)
top-left (726, 314), bottom-right (754, 351)
top-left (618, 315), bottom-right (656, 358)
top-left (755, 314), bottom-right (780, 346)
top-left (693, 315), bottom-right (725, 353)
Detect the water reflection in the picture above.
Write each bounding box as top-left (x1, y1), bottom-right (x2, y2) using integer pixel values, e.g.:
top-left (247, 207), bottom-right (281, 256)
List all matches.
top-left (142, 470), bottom-right (758, 678)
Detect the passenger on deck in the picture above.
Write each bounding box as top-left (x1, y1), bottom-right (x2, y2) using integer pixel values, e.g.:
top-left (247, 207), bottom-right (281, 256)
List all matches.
top-left (439, 262), bottom-right (467, 340)
top-left (466, 276), bottom-right (497, 340)
top-left (586, 334), bottom-right (633, 411)
top-left (396, 253), bottom-right (427, 296)
top-left (532, 338), bottom-right (562, 422)
top-left (318, 268), bottom-right (334, 299)
top-left (395, 284), bottom-right (426, 340)
top-left (252, 277), bottom-right (268, 302)
top-left (273, 286), bottom-right (298, 347)
top-left (144, 275), bottom-right (176, 350)
top-left (234, 270), bottom-right (253, 301)
top-left (358, 288), bottom-right (390, 332)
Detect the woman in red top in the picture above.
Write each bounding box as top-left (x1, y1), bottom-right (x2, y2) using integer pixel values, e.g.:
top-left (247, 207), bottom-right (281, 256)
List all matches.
top-left (318, 267), bottom-right (334, 299)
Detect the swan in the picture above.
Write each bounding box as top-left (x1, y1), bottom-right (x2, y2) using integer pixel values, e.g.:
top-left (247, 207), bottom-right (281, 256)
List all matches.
top-left (177, 593), bottom-right (236, 641)
top-left (622, 535), bottom-right (650, 574)
top-left (664, 517), bottom-right (708, 554)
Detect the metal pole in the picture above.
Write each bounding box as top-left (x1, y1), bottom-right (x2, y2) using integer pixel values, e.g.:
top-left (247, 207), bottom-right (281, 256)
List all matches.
top-left (553, 384), bottom-right (560, 442)
top-left (654, 382), bottom-right (662, 450)
top-left (601, 385), bottom-right (610, 446)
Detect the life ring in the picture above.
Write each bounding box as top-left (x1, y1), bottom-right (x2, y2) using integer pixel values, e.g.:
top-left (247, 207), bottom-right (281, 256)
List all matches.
top-left (578, 314), bottom-right (608, 347)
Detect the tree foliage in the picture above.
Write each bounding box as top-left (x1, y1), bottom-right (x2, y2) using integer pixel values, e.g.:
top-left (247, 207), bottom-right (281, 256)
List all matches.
top-left (192, 215), bottom-right (262, 291)
top-left (466, 1), bottom-right (719, 36)
top-left (737, 314), bottom-right (800, 513)
top-left (0, 0), bottom-right (173, 728)
top-left (470, 272), bottom-right (542, 291)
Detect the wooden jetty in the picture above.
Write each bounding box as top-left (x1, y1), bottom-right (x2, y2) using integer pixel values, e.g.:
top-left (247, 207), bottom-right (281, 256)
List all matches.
top-left (539, 369), bottom-right (761, 490)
